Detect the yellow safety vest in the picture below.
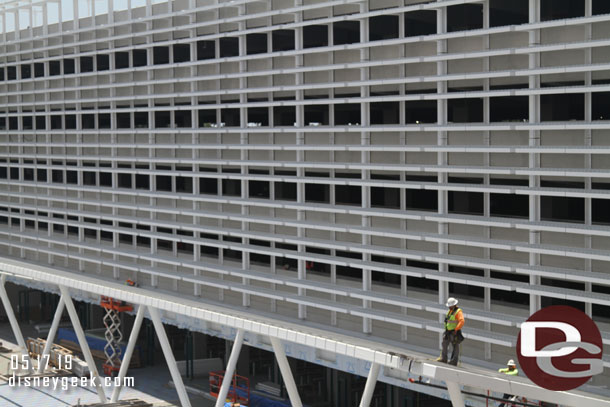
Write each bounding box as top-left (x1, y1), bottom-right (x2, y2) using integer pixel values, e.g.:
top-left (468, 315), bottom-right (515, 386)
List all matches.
top-left (444, 308), bottom-right (461, 331)
top-left (499, 368), bottom-right (518, 376)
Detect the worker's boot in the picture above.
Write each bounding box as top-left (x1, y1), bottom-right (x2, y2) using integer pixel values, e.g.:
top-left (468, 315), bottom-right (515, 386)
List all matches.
top-left (435, 357), bottom-right (447, 363)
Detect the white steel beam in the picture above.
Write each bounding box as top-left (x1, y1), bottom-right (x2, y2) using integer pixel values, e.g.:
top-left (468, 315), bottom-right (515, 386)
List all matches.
top-left (214, 329), bottom-right (245, 407)
top-left (446, 381), bottom-right (466, 407)
top-left (0, 274), bottom-right (33, 373)
top-left (37, 295), bottom-right (65, 373)
top-left (147, 306), bottom-right (192, 407)
top-left (270, 336), bottom-right (303, 407)
top-left (1, 261), bottom-right (609, 407)
top-left (359, 362), bottom-right (380, 407)
top-left (110, 304), bottom-right (145, 402)
top-left (59, 285), bottom-right (107, 403)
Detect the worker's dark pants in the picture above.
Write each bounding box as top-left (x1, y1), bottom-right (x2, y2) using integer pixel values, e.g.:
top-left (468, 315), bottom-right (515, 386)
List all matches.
top-left (499, 393), bottom-right (515, 407)
top-left (441, 330), bottom-right (460, 365)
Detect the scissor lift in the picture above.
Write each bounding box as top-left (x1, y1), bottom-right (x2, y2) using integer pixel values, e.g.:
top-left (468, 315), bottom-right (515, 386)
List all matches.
top-left (100, 296), bottom-right (133, 377)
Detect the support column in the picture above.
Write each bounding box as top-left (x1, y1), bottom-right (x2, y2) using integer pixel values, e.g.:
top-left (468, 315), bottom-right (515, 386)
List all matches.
top-left (270, 337), bottom-right (303, 407)
top-left (0, 275), bottom-right (33, 373)
top-left (148, 306), bottom-right (192, 407)
top-left (359, 362), bottom-right (380, 407)
top-left (214, 329), bottom-right (245, 407)
top-left (110, 304), bottom-right (146, 402)
top-left (446, 381), bottom-right (466, 407)
top-left (38, 295), bottom-right (65, 373)
top-left (59, 285), bottom-right (106, 403)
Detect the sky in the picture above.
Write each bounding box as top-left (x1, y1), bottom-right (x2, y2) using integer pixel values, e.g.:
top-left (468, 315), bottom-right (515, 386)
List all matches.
top-left (1, 0), bottom-right (167, 32)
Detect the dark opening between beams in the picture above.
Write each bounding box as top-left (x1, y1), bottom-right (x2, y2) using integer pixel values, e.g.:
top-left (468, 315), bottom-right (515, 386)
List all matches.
top-left (541, 93), bottom-right (584, 121)
top-left (335, 104), bottom-right (361, 125)
top-left (274, 106), bottom-right (296, 126)
top-left (490, 193), bottom-right (529, 218)
top-left (36, 116), bottom-right (46, 130)
top-left (199, 110), bottom-right (216, 126)
top-left (593, 199), bottom-right (610, 225)
top-left (136, 174), bottom-right (149, 190)
top-left (200, 178), bottom-right (218, 195)
top-left (335, 185), bottom-right (361, 206)
top-left (303, 25), bottom-right (328, 48)
top-left (222, 179), bottom-right (241, 196)
top-left (175, 111), bottom-right (192, 128)
top-left (247, 108), bottom-right (269, 126)
top-left (369, 15), bottom-right (398, 41)
top-left (272, 30), bottom-right (295, 52)
top-left (173, 44), bottom-right (190, 63)
top-left (98, 113), bottom-right (111, 129)
top-left (133, 49), bottom-right (147, 67)
top-left (50, 115), bottom-right (62, 130)
top-left (97, 54), bottom-right (110, 71)
top-left (115, 52), bottom-right (130, 69)
top-left (221, 108), bottom-right (240, 126)
top-left (64, 59), bottom-right (75, 74)
top-left (405, 100), bottom-right (437, 124)
top-left (80, 57), bottom-right (94, 73)
top-left (447, 4), bottom-right (483, 32)
top-left (371, 187), bottom-right (400, 209)
top-left (219, 37), bottom-right (239, 57)
top-left (247, 33), bottom-right (267, 55)
top-left (117, 113), bottom-right (131, 128)
top-left (405, 10), bottom-right (436, 37)
top-left (593, 0), bottom-right (610, 15)
top-left (249, 181), bottom-right (270, 199)
top-left (371, 102), bottom-right (399, 124)
top-left (490, 0), bottom-right (528, 27)
top-left (21, 64), bottom-right (31, 79)
top-left (7, 66), bottom-right (16, 80)
top-left (275, 182), bottom-right (296, 201)
top-left (541, 196), bottom-right (584, 223)
top-left (34, 63), bottom-right (44, 77)
top-left (449, 191), bottom-right (484, 215)
top-left (541, 0), bottom-right (584, 21)
top-left (304, 105), bottom-right (329, 125)
top-left (49, 60), bottom-right (61, 76)
top-left (449, 98), bottom-right (483, 123)
top-left (156, 175), bottom-right (172, 192)
top-left (197, 40), bottom-right (215, 60)
top-left (490, 96), bottom-right (529, 122)
top-left (333, 21), bottom-right (359, 45)
top-left (153, 46), bottom-right (170, 64)
top-left (134, 112), bottom-right (148, 128)
top-left (65, 115), bottom-right (76, 129)
top-left (593, 92), bottom-right (610, 120)
top-left (305, 183), bottom-right (330, 203)
top-left (155, 111), bottom-right (171, 128)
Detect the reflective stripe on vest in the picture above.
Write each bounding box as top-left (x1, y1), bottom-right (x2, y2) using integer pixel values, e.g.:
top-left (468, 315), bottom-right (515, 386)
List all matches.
top-left (498, 368), bottom-right (518, 376)
top-left (444, 308), bottom-right (461, 331)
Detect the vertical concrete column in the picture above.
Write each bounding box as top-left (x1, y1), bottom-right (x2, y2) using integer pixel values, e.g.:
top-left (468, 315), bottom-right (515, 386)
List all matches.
top-left (482, 0), bottom-right (492, 361)
top-left (527, 0), bottom-right (541, 315)
top-left (436, 0), bottom-right (449, 348)
top-left (584, 0), bottom-right (593, 317)
top-left (359, 1), bottom-right (371, 334)
top-left (294, 0), bottom-right (307, 320)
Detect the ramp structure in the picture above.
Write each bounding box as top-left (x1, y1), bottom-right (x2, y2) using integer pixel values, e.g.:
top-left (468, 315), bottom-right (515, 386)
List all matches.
top-left (1, 259), bottom-right (609, 407)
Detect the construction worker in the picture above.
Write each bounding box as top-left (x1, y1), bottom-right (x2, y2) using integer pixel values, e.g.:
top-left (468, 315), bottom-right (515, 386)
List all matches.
top-left (498, 360), bottom-right (518, 407)
top-left (437, 297), bottom-right (464, 366)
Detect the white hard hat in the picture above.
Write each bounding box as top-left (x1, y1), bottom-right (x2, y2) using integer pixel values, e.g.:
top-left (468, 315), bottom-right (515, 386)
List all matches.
top-left (507, 359), bottom-right (516, 366)
top-left (445, 297), bottom-right (458, 307)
